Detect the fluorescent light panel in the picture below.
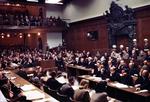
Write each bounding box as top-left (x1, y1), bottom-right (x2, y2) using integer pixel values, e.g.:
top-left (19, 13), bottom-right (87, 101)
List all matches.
top-left (27, 0), bottom-right (38, 2)
top-left (45, 0), bottom-right (62, 4)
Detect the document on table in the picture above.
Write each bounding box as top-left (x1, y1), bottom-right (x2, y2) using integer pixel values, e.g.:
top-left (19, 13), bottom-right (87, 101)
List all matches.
top-left (21, 84), bottom-right (36, 91)
top-left (111, 83), bottom-right (128, 88)
top-left (92, 77), bottom-right (102, 82)
top-left (33, 98), bottom-right (59, 102)
top-left (134, 89), bottom-right (148, 93)
top-left (23, 90), bottom-right (45, 100)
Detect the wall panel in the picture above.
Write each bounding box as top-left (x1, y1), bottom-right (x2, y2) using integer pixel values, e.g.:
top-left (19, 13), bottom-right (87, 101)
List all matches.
top-left (64, 5), bottom-right (150, 52)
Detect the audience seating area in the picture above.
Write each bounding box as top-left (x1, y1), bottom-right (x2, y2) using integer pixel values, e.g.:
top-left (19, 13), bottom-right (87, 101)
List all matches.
top-left (0, 45), bottom-right (150, 102)
top-left (0, 10), bottom-right (66, 27)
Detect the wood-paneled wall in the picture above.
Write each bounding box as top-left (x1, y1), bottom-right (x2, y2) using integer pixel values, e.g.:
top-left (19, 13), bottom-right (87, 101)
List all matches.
top-left (65, 17), bottom-right (108, 53)
top-left (64, 5), bottom-right (150, 53)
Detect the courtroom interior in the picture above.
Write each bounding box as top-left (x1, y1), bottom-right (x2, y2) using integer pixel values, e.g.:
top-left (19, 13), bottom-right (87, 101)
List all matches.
top-left (0, 0), bottom-right (150, 102)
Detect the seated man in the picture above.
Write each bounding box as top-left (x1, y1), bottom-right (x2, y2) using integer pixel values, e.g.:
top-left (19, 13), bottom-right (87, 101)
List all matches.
top-left (59, 77), bottom-right (75, 98)
top-left (135, 69), bottom-right (150, 90)
top-left (46, 71), bottom-right (62, 90)
top-left (74, 89), bottom-right (90, 102)
top-left (16, 67), bottom-right (28, 80)
top-left (1, 78), bottom-right (31, 102)
top-left (90, 92), bottom-right (108, 102)
top-left (73, 79), bottom-right (91, 102)
top-left (108, 66), bottom-right (120, 82)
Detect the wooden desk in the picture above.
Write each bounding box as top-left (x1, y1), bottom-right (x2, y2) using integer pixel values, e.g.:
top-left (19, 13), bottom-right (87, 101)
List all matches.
top-left (78, 75), bottom-right (150, 102)
top-left (0, 90), bottom-right (7, 102)
top-left (107, 82), bottom-right (150, 102)
top-left (78, 75), bottom-right (103, 83)
top-left (66, 65), bottom-right (92, 77)
top-left (78, 75), bottom-right (106, 90)
top-left (39, 60), bottom-right (55, 69)
top-left (5, 71), bottom-right (59, 102)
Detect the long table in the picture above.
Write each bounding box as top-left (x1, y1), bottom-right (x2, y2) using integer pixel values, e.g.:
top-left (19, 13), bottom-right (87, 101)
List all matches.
top-left (66, 64), bottom-right (92, 77)
top-left (5, 71), bottom-right (59, 102)
top-left (107, 82), bottom-right (150, 102)
top-left (78, 75), bottom-right (150, 102)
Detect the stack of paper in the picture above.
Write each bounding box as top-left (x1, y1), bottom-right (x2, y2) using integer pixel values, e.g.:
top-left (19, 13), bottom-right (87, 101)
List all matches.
top-left (33, 98), bottom-right (58, 102)
top-left (111, 83), bottom-right (128, 88)
top-left (23, 90), bottom-right (45, 100)
top-left (92, 77), bottom-right (102, 82)
top-left (134, 89), bottom-right (148, 93)
top-left (21, 84), bottom-right (36, 91)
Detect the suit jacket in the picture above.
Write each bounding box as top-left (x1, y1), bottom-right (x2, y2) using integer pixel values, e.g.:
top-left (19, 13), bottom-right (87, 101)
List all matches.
top-left (120, 74), bottom-right (132, 85)
top-left (109, 72), bottom-right (120, 82)
top-left (46, 78), bottom-right (62, 90)
top-left (59, 83), bottom-right (74, 98)
top-left (16, 70), bottom-right (28, 80)
top-left (136, 76), bottom-right (150, 90)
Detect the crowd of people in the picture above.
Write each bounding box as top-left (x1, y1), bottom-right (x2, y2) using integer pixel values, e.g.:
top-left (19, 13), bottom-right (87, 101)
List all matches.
top-left (0, 10), bottom-right (66, 27)
top-left (0, 44), bottom-right (150, 101)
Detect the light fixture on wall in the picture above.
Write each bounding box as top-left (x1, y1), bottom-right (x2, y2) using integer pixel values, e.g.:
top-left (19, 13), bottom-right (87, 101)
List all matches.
top-left (1, 33), bottom-right (4, 35)
top-left (7, 34), bottom-right (10, 37)
top-left (19, 35), bottom-right (23, 38)
top-left (19, 33), bottom-right (23, 35)
top-left (37, 32), bottom-right (41, 36)
top-left (1, 35), bottom-right (4, 39)
top-left (28, 34), bottom-right (31, 37)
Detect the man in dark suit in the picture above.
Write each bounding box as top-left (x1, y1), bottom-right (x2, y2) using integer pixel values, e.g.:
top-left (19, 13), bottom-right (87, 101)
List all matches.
top-left (86, 57), bottom-right (96, 69)
top-left (119, 69), bottom-right (132, 85)
top-left (46, 71), bottom-right (62, 90)
top-left (55, 56), bottom-right (65, 71)
top-left (59, 77), bottom-right (74, 98)
top-left (108, 66), bottom-right (120, 82)
top-left (16, 67), bottom-right (28, 80)
top-left (135, 70), bottom-right (150, 90)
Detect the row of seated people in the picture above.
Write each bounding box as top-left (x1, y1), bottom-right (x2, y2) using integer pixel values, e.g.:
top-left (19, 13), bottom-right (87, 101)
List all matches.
top-left (16, 68), bottom-right (113, 102)
top-left (0, 45), bottom-right (150, 89)
top-left (15, 62), bottom-right (149, 102)
top-left (0, 71), bottom-right (31, 102)
top-left (0, 11), bottom-right (66, 26)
